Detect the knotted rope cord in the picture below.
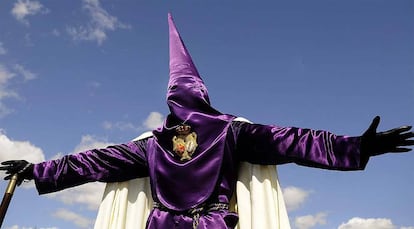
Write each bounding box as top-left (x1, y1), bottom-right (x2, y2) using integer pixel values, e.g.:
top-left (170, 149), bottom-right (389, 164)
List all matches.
top-left (153, 202), bottom-right (229, 229)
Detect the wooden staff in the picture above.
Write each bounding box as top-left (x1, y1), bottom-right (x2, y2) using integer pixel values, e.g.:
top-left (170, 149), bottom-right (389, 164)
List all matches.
top-left (0, 174), bottom-right (19, 227)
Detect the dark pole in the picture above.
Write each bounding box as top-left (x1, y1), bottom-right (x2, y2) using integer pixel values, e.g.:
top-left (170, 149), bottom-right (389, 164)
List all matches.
top-left (0, 174), bottom-right (18, 227)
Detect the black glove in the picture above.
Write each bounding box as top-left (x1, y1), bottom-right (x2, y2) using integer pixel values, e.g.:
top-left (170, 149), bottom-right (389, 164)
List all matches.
top-left (0, 160), bottom-right (34, 185)
top-left (361, 116), bottom-right (414, 157)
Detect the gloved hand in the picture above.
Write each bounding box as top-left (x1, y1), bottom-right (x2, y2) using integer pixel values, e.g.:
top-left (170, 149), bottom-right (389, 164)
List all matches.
top-left (361, 116), bottom-right (414, 157)
top-left (0, 160), bottom-right (34, 186)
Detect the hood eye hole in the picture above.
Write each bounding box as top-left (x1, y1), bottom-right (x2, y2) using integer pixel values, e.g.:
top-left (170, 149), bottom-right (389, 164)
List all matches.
top-left (169, 85), bottom-right (178, 91)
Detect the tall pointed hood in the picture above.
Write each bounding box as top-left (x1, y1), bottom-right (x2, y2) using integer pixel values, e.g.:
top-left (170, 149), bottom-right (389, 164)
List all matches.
top-left (150, 14), bottom-right (235, 210)
top-left (153, 13), bottom-right (233, 132)
top-left (166, 13), bottom-right (217, 121)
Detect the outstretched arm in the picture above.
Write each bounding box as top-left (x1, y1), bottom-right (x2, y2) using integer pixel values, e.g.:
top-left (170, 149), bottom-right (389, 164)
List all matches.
top-left (234, 116), bottom-right (413, 170)
top-left (0, 139), bottom-right (149, 194)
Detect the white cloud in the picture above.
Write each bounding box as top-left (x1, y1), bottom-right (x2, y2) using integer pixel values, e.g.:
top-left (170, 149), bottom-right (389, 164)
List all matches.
top-left (0, 131), bottom-right (46, 188)
top-left (4, 225), bottom-right (18, 229)
top-left (0, 103), bottom-right (13, 118)
top-left (143, 112), bottom-right (164, 130)
top-left (283, 186), bottom-right (311, 211)
top-left (0, 131), bottom-right (45, 164)
top-left (13, 64), bottom-right (37, 81)
top-left (103, 111), bottom-right (164, 132)
top-left (102, 120), bottom-right (112, 129)
top-left (338, 217), bottom-right (396, 229)
top-left (24, 33), bottom-right (34, 46)
top-left (0, 64), bottom-right (17, 97)
top-left (295, 212), bottom-right (327, 229)
top-left (52, 29), bottom-right (61, 37)
top-left (0, 42), bottom-right (7, 55)
top-left (67, 0), bottom-right (130, 45)
top-left (0, 63), bottom-right (36, 117)
top-left (401, 227), bottom-right (414, 229)
top-left (6, 226), bottom-right (58, 229)
top-left (102, 120), bottom-right (139, 132)
top-left (11, 0), bottom-right (49, 26)
top-left (53, 208), bottom-right (94, 228)
top-left (46, 182), bottom-right (105, 210)
top-left (88, 81), bottom-right (101, 88)
top-left (72, 134), bottom-right (114, 152)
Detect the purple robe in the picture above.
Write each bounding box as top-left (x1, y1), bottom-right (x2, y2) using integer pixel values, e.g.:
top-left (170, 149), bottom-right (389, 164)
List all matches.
top-left (33, 121), bottom-right (366, 229)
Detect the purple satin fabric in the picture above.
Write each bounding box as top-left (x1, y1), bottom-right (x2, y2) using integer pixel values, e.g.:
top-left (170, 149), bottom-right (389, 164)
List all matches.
top-left (33, 142), bottom-right (148, 194)
top-left (150, 114), bottom-right (236, 211)
top-left (235, 123), bottom-right (364, 170)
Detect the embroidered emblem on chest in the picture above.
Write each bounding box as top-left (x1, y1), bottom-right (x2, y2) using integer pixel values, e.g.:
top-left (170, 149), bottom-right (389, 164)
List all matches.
top-left (172, 125), bottom-right (198, 161)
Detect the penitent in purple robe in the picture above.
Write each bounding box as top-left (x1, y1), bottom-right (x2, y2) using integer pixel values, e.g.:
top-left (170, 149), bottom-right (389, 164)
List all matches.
top-left (33, 122), bottom-right (366, 228)
top-left (32, 14), bottom-right (368, 229)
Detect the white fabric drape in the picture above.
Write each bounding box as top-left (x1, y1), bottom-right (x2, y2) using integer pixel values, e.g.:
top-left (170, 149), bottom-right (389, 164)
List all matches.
top-left (234, 163), bottom-right (290, 229)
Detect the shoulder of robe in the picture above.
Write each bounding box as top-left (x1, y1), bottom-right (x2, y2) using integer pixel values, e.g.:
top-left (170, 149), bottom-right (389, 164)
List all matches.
top-left (234, 117), bottom-right (252, 124)
top-left (132, 131), bottom-right (154, 141)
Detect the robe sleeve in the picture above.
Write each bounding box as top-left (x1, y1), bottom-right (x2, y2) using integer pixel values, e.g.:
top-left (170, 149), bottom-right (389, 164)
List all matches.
top-left (233, 121), bottom-right (369, 171)
top-left (33, 139), bottom-right (149, 194)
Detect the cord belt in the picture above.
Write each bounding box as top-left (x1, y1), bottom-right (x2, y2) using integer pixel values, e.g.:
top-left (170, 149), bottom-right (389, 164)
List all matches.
top-left (153, 202), bottom-right (229, 229)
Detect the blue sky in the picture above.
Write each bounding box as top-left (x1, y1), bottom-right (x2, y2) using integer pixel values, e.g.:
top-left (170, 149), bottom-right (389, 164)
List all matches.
top-left (0, 1), bottom-right (413, 229)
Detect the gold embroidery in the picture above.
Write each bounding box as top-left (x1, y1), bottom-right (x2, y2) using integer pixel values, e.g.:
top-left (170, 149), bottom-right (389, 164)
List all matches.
top-left (172, 125), bottom-right (198, 161)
